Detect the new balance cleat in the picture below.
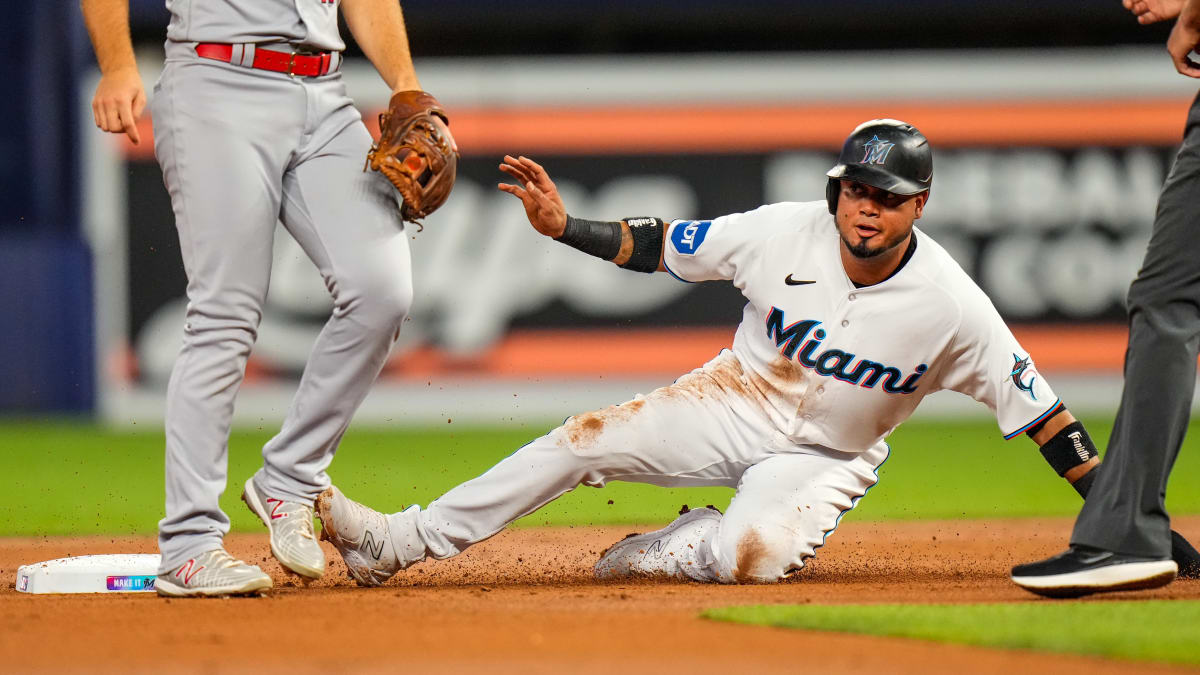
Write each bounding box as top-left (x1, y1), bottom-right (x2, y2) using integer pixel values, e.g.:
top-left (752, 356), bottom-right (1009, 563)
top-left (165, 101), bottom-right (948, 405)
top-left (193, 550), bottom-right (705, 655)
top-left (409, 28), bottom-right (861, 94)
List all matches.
top-left (241, 477), bottom-right (325, 578)
top-left (595, 506), bottom-right (721, 580)
top-left (156, 549), bottom-right (273, 597)
top-left (315, 486), bottom-right (400, 587)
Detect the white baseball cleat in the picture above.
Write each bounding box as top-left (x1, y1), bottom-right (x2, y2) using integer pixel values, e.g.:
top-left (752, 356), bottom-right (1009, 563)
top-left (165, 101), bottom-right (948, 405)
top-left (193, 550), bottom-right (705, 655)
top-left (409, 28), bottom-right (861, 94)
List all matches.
top-left (241, 477), bottom-right (326, 578)
top-left (155, 549), bottom-right (273, 597)
top-left (315, 486), bottom-right (400, 587)
top-left (594, 506), bottom-right (721, 580)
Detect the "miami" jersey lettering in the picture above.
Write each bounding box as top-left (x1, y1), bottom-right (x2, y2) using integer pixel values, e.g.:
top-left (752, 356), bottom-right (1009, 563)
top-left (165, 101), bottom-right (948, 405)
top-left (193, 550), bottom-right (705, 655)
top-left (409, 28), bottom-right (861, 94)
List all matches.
top-left (765, 306), bottom-right (927, 394)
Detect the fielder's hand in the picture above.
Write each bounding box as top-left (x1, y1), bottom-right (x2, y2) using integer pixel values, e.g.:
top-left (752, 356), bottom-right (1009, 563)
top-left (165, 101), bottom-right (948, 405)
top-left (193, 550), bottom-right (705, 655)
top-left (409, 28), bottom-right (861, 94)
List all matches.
top-left (497, 155), bottom-right (567, 238)
top-left (1123, 0), bottom-right (1184, 24)
top-left (92, 66), bottom-right (146, 145)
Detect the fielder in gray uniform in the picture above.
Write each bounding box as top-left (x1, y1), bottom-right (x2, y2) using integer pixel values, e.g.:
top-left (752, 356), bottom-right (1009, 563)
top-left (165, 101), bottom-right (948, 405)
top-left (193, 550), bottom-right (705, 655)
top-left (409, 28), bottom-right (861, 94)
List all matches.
top-left (1012, 0), bottom-right (1200, 597)
top-left (82, 0), bottom-right (449, 596)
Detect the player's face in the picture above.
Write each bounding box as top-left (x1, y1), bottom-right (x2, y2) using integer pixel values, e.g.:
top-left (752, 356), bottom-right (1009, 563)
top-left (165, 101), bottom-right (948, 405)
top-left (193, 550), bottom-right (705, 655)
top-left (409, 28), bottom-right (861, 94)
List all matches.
top-left (834, 180), bottom-right (927, 259)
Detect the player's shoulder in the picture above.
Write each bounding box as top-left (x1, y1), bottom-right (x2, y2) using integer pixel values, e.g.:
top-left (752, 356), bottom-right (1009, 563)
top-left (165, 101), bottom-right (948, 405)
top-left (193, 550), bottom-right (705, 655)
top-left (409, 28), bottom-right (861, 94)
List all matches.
top-left (910, 229), bottom-right (1002, 323)
top-left (734, 200), bottom-right (829, 225)
top-left (712, 200), bottom-right (831, 237)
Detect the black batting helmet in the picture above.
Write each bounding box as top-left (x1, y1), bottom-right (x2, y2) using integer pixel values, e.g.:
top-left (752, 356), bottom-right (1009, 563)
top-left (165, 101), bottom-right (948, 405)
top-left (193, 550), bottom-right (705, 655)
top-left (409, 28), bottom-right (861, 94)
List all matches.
top-left (825, 119), bottom-right (933, 214)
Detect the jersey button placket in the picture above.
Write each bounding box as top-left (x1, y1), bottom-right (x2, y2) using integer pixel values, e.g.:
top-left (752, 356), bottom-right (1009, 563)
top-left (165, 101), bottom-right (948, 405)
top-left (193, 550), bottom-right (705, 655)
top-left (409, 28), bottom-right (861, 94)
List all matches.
top-left (791, 392), bottom-right (814, 435)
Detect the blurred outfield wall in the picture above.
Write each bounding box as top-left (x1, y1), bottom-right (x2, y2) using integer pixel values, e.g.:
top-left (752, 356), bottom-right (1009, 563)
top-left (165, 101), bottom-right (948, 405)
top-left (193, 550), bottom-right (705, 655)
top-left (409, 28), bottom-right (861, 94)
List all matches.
top-left (85, 48), bottom-right (1200, 426)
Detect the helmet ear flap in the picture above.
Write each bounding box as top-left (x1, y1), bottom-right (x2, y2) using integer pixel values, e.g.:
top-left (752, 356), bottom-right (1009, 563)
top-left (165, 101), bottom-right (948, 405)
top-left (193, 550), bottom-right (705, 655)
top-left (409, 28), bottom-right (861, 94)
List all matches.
top-left (826, 178), bottom-right (840, 215)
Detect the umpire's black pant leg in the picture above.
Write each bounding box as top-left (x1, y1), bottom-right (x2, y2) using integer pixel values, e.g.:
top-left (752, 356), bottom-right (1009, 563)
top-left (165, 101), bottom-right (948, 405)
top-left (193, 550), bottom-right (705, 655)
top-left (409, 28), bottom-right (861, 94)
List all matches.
top-left (1072, 90), bottom-right (1200, 557)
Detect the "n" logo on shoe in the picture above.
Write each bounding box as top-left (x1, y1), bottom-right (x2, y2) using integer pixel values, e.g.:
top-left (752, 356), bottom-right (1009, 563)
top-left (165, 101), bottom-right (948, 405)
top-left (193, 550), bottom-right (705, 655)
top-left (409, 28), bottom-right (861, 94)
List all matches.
top-left (176, 559), bottom-right (205, 585)
top-left (362, 529), bottom-right (385, 560)
top-left (267, 498), bottom-right (288, 520)
top-left (644, 539), bottom-right (668, 558)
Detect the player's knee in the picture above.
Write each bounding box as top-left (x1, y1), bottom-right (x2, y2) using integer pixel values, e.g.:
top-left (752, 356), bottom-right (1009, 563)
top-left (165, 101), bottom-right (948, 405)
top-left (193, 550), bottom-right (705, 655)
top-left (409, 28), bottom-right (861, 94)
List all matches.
top-left (539, 427), bottom-right (631, 492)
top-left (182, 301), bottom-right (262, 344)
top-left (558, 416), bottom-right (609, 459)
top-left (557, 399), bottom-right (647, 458)
top-left (718, 524), bottom-right (806, 584)
top-left (335, 273), bottom-right (414, 333)
top-left (547, 427), bottom-right (606, 477)
top-left (371, 281), bottom-right (414, 326)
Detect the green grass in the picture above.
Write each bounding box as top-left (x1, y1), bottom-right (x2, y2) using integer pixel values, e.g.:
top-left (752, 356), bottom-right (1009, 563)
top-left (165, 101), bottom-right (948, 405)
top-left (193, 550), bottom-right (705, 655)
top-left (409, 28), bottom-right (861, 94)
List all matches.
top-left (1, 417), bottom-right (1198, 536)
top-left (877, 418), bottom-right (1200, 520)
top-left (703, 601), bottom-right (1200, 666)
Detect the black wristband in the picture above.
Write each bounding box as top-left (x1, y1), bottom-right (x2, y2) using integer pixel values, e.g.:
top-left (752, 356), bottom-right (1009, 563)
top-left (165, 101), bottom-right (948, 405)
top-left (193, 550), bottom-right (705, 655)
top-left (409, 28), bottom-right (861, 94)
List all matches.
top-left (1072, 463), bottom-right (1099, 498)
top-left (618, 217), bottom-right (665, 274)
top-left (1039, 421), bottom-right (1098, 476)
top-left (557, 215), bottom-right (622, 261)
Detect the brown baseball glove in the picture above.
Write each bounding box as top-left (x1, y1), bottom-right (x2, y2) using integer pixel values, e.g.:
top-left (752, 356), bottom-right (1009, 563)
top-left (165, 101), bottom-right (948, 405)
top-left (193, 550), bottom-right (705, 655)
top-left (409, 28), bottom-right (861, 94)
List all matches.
top-left (366, 90), bottom-right (458, 223)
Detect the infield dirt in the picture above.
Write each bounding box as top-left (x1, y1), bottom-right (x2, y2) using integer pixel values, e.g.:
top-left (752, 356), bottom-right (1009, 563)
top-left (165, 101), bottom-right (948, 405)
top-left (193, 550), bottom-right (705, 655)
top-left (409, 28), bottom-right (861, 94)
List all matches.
top-left (3, 517), bottom-right (1199, 674)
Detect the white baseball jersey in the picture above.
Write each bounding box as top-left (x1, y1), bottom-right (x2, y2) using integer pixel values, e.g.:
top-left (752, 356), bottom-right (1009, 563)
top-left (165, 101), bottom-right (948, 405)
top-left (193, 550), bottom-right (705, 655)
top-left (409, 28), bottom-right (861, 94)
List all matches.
top-left (166, 0), bottom-right (344, 51)
top-left (380, 198), bottom-right (1065, 585)
top-left (662, 200), bottom-right (1060, 452)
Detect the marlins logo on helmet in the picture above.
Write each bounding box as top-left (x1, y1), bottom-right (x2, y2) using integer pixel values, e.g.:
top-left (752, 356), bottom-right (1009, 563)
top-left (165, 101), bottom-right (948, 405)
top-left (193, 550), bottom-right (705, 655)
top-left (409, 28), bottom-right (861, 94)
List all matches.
top-left (860, 135), bottom-right (895, 165)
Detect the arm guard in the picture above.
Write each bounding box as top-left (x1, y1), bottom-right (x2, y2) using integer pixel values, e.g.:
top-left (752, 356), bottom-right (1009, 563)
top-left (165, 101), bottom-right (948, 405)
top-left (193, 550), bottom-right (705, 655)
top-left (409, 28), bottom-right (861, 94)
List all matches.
top-left (557, 216), bottom-right (623, 260)
top-left (556, 215), bottom-right (664, 273)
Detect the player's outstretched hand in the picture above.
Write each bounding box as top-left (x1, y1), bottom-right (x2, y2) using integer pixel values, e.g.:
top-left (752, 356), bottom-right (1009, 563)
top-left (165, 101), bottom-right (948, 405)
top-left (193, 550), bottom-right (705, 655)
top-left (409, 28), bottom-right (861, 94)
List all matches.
top-left (497, 155), bottom-right (567, 238)
top-left (92, 66), bottom-right (147, 145)
top-left (1123, 0), bottom-right (1184, 24)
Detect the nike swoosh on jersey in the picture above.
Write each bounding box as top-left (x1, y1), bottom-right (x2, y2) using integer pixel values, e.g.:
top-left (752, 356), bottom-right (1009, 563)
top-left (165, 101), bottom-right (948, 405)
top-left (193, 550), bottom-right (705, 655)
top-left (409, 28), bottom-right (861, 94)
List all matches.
top-left (784, 275), bottom-right (816, 286)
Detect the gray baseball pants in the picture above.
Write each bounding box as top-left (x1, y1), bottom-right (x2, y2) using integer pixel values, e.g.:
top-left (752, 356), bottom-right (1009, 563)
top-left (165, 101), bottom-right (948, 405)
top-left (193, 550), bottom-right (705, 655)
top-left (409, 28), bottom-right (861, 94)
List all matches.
top-left (1071, 90), bottom-right (1200, 557)
top-left (151, 43), bottom-right (412, 573)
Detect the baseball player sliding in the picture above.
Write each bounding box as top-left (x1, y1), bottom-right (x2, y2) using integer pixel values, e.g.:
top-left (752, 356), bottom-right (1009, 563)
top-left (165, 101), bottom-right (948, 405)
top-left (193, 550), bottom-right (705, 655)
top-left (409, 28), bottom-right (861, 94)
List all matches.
top-left (81, 0), bottom-right (456, 596)
top-left (311, 119), bottom-right (1197, 585)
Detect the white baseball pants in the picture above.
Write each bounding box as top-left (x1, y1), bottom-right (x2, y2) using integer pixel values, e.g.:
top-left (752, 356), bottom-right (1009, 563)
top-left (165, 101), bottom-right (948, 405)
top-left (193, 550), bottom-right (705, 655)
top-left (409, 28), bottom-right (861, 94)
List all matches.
top-left (386, 351), bottom-right (887, 582)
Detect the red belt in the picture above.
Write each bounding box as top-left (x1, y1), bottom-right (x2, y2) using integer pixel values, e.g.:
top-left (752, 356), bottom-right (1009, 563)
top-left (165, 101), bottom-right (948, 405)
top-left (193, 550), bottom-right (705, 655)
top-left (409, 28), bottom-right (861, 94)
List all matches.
top-left (195, 43), bottom-right (338, 77)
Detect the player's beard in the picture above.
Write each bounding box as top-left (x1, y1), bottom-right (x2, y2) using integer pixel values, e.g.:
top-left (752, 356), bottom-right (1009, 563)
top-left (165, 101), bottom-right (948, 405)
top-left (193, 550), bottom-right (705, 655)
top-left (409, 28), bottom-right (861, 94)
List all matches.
top-left (840, 230), bottom-right (907, 259)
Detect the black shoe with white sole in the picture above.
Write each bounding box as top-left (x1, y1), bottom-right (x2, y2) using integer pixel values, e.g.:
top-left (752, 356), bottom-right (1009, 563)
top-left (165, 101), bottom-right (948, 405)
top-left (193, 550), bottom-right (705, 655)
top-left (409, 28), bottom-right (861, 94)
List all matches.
top-left (1171, 530), bottom-right (1200, 579)
top-left (1011, 545), bottom-right (1177, 598)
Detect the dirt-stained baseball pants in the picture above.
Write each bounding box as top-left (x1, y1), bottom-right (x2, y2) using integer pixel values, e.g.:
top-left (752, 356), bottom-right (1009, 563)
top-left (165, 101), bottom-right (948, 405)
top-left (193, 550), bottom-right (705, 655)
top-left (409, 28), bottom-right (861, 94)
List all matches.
top-left (385, 351), bottom-right (887, 582)
top-left (152, 42), bottom-right (412, 573)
